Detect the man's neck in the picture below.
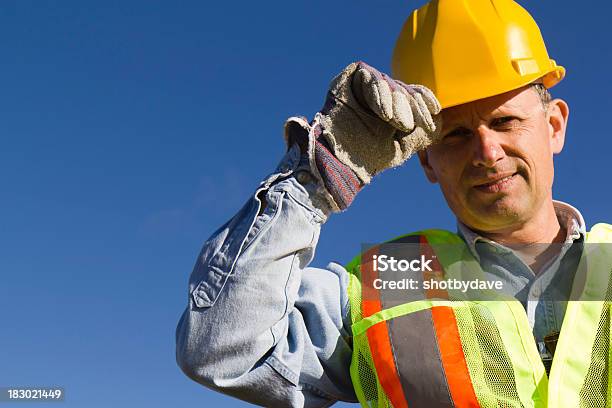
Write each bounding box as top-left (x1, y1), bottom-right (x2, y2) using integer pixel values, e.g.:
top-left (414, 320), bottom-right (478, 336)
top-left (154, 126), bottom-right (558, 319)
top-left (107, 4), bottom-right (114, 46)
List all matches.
top-left (476, 200), bottom-right (564, 245)
top-left (473, 200), bottom-right (567, 274)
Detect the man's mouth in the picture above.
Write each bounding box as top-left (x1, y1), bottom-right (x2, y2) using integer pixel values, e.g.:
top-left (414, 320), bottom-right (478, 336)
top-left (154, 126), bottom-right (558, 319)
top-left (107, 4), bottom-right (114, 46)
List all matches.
top-left (473, 173), bottom-right (518, 193)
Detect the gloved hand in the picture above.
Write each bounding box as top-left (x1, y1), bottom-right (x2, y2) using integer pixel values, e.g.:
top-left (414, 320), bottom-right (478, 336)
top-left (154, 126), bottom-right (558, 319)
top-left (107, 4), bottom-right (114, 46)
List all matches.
top-left (284, 62), bottom-right (442, 212)
top-left (317, 61), bottom-right (442, 184)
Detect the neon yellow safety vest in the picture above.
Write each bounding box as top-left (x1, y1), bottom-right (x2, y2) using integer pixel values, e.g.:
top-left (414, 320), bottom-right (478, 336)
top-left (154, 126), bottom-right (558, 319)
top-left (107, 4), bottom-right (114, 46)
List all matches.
top-left (345, 223), bottom-right (612, 408)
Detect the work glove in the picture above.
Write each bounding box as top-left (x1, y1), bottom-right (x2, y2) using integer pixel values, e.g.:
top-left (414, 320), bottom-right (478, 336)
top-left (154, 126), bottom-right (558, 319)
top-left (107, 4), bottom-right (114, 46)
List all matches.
top-left (284, 61), bottom-right (442, 211)
top-left (319, 61), bottom-right (442, 184)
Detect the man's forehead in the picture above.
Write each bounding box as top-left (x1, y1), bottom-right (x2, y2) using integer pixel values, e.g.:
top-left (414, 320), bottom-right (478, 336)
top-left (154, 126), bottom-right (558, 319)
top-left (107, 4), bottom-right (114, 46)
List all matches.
top-left (441, 86), bottom-right (539, 125)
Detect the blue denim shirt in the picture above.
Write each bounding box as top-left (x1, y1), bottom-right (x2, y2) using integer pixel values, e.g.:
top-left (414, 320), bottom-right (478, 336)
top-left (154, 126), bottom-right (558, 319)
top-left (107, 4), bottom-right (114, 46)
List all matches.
top-left (176, 146), bottom-right (586, 407)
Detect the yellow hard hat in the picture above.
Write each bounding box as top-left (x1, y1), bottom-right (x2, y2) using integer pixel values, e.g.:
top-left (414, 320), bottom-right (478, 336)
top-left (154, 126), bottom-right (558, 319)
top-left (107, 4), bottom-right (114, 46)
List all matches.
top-left (391, 0), bottom-right (565, 109)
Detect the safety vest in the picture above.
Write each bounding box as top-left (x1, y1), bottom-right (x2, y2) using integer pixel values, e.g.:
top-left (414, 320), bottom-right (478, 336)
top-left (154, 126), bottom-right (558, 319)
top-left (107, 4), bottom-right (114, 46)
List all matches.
top-left (345, 223), bottom-right (612, 408)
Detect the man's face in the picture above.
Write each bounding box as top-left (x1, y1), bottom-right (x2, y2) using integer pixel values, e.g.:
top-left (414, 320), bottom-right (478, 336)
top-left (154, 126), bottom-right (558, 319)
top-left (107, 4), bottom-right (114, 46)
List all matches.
top-left (418, 86), bottom-right (569, 233)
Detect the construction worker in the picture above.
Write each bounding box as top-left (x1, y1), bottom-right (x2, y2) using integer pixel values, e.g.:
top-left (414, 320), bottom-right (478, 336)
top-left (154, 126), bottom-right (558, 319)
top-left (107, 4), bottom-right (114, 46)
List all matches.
top-left (176, 0), bottom-right (611, 407)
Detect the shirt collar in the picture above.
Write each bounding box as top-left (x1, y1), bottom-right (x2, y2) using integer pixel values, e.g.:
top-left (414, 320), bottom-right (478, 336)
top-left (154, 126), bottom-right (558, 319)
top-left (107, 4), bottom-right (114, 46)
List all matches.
top-left (457, 199), bottom-right (587, 260)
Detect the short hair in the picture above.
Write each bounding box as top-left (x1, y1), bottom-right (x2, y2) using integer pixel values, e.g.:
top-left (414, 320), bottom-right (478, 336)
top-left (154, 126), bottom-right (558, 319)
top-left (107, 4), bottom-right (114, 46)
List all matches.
top-left (532, 83), bottom-right (552, 110)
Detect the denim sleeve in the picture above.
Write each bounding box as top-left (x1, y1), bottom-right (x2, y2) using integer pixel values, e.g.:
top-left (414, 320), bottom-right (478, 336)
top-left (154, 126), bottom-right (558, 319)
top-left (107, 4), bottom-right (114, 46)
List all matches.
top-left (175, 144), bottom-right (357, 407)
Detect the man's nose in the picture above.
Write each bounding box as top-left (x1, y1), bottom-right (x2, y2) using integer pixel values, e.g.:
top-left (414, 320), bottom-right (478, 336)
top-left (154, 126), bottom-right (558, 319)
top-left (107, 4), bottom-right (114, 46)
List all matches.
top-left (471, 126), bottom-right (506, 168)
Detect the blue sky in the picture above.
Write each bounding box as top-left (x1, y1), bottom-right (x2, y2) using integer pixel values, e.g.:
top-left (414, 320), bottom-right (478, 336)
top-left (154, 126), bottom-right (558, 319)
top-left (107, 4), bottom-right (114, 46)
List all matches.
top-left (0, 1), bottom-right (609, 407)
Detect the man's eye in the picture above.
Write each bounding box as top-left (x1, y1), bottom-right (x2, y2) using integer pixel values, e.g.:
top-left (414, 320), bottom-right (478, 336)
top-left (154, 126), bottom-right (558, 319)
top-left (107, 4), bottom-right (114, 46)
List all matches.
top-left (443, 127), bottom-right (472, 140)
top-left (491, 116), bottom-right (518, 128)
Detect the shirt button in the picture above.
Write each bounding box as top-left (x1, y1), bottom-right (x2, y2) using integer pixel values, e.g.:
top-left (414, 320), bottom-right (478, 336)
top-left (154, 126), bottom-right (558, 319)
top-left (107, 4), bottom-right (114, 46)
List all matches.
top-left (296, 170), bottom-right (313, 185)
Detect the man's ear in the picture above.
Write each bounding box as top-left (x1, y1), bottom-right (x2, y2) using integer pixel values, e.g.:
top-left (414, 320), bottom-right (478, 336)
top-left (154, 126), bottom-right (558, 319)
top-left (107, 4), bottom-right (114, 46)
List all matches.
top-left (418, 150), bottom-right (438, 183)
top-left (547, 98), bottom-right (569, 154)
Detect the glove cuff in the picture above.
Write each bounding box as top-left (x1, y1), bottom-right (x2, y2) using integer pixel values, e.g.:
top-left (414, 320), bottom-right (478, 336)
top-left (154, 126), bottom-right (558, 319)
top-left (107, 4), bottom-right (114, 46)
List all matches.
top-left (313, 131), bottom-right (362, 211)
top-left (284, 116), bottom-right (363, 212)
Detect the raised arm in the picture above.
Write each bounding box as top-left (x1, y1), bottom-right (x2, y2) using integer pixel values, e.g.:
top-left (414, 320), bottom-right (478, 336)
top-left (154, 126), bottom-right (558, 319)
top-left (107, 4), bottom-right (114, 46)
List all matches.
top-left (175, 62), bottom-right (441, 407)
top-left (176, 142), bottom-right (356, 407)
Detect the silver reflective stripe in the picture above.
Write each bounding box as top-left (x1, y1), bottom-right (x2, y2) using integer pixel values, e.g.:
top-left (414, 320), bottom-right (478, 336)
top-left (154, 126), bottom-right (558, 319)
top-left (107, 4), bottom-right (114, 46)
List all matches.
top-left (379, 235), bottom-right (455, 408)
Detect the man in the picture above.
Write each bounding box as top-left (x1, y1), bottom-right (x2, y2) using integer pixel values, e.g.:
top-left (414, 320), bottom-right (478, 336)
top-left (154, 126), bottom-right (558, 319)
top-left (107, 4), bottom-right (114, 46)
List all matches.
top-left (176, 0), bottom-right (611, 407)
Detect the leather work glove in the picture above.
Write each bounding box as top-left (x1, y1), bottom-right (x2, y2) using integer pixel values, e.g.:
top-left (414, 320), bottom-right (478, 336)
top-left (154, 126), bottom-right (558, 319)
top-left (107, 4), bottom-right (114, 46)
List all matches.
top-left (284, 61), bottom-right (442, 211)
top-left (319, 61), bottom-right (442, 184)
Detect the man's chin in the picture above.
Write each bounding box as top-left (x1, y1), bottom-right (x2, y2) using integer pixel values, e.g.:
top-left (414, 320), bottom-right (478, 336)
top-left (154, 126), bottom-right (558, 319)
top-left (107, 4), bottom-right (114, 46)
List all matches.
top-left (465, 198), bottom-right (531, 230)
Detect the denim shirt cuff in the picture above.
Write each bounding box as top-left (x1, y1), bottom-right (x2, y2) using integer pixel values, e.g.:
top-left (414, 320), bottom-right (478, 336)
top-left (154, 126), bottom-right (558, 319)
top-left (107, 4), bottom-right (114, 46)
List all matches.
top-left (261, 144), bottom-right (336, 220)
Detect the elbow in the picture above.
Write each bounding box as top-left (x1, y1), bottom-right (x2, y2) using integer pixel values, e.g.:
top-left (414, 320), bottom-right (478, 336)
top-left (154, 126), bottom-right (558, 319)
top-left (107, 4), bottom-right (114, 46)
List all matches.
top-left (175, 310), bottom-right (217, 388)
top-left (176, 346), bottom-right (215, 387)
top-left (176, 339), bottom-right (228, 392)
top-left (176, 333), bottom-right (253, 399)
top-left (175, 309), bottom-right (243, 389)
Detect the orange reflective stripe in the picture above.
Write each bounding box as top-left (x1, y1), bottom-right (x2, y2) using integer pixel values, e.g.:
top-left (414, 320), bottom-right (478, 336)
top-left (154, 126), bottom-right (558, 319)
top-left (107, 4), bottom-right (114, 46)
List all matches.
top-left (361, 245), bottom-right (381, 319)
top-left (361, 245), bottom-right (409, 408)
top-left (431, 306), bottom-right (480, 408)
top-left (366, 322), bottom-right (409, 408)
